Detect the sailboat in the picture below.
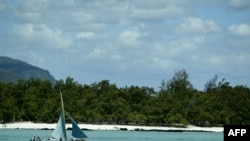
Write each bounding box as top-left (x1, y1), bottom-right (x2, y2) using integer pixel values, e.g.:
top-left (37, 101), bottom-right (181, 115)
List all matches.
top-left (46, 91), bottom-right (88, 141)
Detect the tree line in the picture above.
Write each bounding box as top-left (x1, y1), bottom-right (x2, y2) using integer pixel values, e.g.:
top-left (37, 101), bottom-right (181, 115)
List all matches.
top-left (0, 69), bottom-right (249, 126)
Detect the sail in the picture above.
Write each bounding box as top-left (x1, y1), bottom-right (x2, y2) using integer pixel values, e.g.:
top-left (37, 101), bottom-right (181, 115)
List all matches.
top-left (50, 91), bottom-right (87, 141)
top-left (52, 91), bottom-right (67, 141)
top-left (52, 111), bottom-right (67, 140)
top-left (67, 113), bottom-right (88, 139)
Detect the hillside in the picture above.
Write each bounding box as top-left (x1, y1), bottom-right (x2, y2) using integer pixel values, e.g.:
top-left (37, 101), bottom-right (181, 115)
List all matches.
top-left (0, 56), bottom-right (56, 83)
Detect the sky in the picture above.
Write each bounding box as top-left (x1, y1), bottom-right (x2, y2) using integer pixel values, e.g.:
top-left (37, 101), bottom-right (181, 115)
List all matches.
top-left (0, 0), bottom-right (250, 91)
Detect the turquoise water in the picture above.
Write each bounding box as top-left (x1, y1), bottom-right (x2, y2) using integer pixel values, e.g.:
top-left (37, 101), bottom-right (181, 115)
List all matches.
top-left (0, 129), bottom-right (223, 141)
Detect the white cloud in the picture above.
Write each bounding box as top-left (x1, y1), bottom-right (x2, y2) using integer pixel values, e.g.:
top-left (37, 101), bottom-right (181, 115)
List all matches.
top-left (202, 0), bottom-right (250, 10)
top-left (131, 5), bottom-right (186, 19)
top-left (1, 0), bottom-right (250, 90)
top-left (176, 17), bottom-right (220, 33)
top-left (166, 36), bottom-right (205, 57)
top-left (109, 54), bottom-right (123, 62)
top-left (13, 24), bottom-right (35, 39)
top-left (14, 12), bottom-right (41, 22)
top-left (205, 52), bottom-right (250, 70)
top-left (119, 29), bottom-right (147, 46)
top-left (229, 53), bottom-right (250, 66)
top-left (132, 0), bottom-right (195, 17)
top-left (151, 57), bottom-right (175, 70)
top-left (76, 32), bottom-right (96, 39)
top-left (0, 1), bottom-right (8, 11)
top-left (207, 54), bottom-right (224, 66)
top-left (13, 24), bottom-right (72, 48)
top-left (10, 0), bottom-right (196, 30)
top-left (228, 0), bottom-right (250, 10)
top-left (229, 23), bottom-right (250, 36)
top-left (85, 48), bottom-right (107, 60)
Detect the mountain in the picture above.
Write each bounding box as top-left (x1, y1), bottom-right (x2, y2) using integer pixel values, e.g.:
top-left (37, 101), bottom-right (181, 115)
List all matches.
top-left (0, 56), bottom-right (56, 84)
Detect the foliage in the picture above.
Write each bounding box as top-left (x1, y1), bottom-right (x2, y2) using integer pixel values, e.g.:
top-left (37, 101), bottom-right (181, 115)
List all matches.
top-left (0, 70), bottom-right (249, 126)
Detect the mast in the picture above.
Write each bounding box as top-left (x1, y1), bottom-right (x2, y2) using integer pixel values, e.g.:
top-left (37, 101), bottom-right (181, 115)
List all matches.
top-left (60, 90), bottom-right (67, 140)
top-left (52, 91), bottom-right (67, 141)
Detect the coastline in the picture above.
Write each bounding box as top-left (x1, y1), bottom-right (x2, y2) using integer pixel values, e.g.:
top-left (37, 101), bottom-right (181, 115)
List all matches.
top-left (0, 122), bottom-right (223, 132)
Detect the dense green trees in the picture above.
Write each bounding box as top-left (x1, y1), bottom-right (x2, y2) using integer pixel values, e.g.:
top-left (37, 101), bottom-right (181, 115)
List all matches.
top-left (0, 69), bottom-right (249, 126)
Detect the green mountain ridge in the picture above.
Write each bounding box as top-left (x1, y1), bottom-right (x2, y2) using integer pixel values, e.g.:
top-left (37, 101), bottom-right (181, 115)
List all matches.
top-left (0, 56), bottom-right (56, 83)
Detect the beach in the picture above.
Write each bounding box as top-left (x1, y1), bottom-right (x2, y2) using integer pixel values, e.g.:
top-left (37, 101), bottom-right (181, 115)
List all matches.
top-left (0, 122), bottom-right (223, 132)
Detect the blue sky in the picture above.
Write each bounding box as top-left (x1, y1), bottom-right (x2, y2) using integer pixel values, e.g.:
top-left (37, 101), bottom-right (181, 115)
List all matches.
top-left (1, 0), bottom-right (250, 91)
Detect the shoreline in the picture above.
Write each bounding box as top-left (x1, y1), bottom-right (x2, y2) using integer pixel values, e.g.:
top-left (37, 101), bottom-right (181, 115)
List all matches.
top-left (0, 122), bottom-right (223, 132)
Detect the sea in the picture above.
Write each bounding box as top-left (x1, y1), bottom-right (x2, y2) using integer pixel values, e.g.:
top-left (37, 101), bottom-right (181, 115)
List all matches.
top-left (0, 129), bottom-right (223, 141)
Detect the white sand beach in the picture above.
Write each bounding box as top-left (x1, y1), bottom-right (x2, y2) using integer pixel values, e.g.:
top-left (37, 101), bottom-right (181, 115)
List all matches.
top-left (0, 122), bottom-right (223, 132)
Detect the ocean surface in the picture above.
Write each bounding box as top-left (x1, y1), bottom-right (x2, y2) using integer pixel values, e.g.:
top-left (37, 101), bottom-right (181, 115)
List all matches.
top-left (0, 129), bottom-right (223, 141)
